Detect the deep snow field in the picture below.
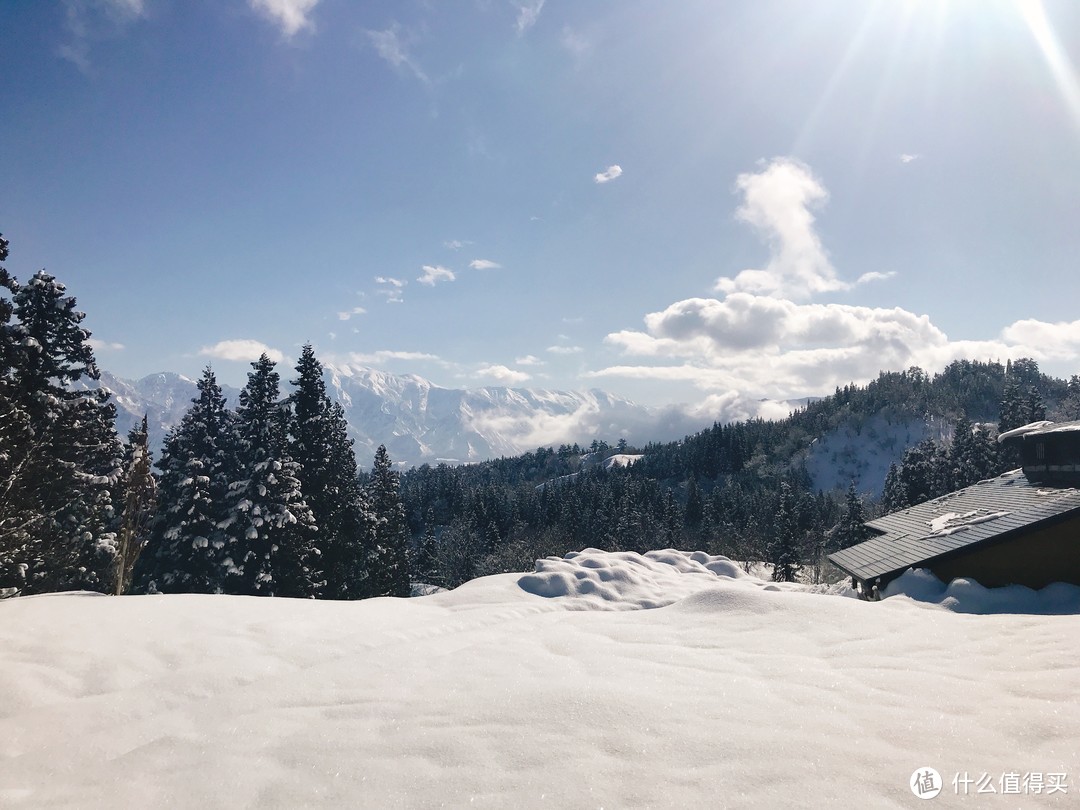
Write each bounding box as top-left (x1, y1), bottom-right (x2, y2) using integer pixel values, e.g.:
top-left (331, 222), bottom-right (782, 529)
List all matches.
top-left (2, 549), bottom-right (1079, 808)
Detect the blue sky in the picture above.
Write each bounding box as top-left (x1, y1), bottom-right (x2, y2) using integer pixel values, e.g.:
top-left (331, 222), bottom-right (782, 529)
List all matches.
top-left (3, 0), bottom-right (1080, 418)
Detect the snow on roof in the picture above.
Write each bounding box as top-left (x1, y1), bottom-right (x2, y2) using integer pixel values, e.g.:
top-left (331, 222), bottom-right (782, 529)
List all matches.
top-left (996, 419), bottom-right (1080, 444)
top-left (829, 469), bottom-right (1080, 582)
top-left (996, 420), bottom-right (1055, 444)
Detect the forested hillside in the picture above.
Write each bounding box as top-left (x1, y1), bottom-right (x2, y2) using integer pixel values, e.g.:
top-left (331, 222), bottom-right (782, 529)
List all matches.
top-left (401, 359), bottom-right (1080, 588)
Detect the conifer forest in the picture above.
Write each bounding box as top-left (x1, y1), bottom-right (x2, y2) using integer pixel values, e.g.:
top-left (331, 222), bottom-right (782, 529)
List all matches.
top-left (3, 230), bottom-right (1078, 598)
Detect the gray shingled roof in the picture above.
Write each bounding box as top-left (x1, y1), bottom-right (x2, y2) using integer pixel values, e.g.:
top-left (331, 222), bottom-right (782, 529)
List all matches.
top-left (828, 470), bottom-right (1080, 583)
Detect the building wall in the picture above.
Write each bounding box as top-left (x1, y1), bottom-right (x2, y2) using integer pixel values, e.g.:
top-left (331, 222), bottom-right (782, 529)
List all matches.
top-left (930, 517), bottom-right (1080, 589)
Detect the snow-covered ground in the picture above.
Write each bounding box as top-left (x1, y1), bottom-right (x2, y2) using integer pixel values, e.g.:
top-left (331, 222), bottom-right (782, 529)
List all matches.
top-left (2, 550), bottom-right (1078, 808)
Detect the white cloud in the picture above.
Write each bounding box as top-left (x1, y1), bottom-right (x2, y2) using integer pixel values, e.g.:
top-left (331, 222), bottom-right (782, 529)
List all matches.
top-left (87, 338), bottom-right (125, 351)
top-left (1000, 318), bottom-right (1080, 358)
top-left (249, 0), bottom-right (318, 37)
top-left (337, 306), bottom-right (367, 321)
top-left (375, 276), bottom-right (407, 303)
top-left (900, 153), bottom-right (920, 164)
top-left (516, 355), bottom-right (545, 366)
top-left (594, 165), bottom-right (623, 184)
top-left (856, 271), bottom-right (897, 284)
top-left (445, 239), bottom-right (471, 250)
top-left (594, 292), bottom-right (1080, 401)
top-left (514, 0), bottom-right (545, 34)
top-left (476, 364), bottom-right (532, 384)
top-left (417, 265), bottom-right (456, 286)
top-left (714, 157), bottom-right (848, 300)
top-left (348, 350), bottom-right (441, 364)
top-left (547, 345), bottom-right (584, 355)
top-left (593, 157), bottom-right (1080, 403)
top-left (199, 339), bottom-right (285, 364)
top-left (469, 259), bottom-right (502, 270)
top-left (58, 0), bottom-right (147, 72)
top-left (365, 25), bottom-right (428, 84)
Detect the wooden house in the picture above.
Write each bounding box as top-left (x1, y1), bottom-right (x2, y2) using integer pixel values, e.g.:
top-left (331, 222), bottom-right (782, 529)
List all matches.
top-left (828, 421), bottom-right (1080, 599)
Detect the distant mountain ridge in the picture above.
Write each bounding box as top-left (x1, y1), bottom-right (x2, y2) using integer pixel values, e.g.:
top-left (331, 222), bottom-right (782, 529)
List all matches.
top-left (97, 365), bottom-right (718, 469)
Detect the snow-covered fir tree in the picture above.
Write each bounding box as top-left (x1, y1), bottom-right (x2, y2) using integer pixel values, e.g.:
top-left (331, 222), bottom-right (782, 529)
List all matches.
top-left (769, 482), bottom-right (802, 583)
top-left (227, 354), bottom-right (320, 598)
top-left (367, 444), bottom-right (411, 598)
top-left (133, 367), bottom-right (239, 594)
top-left (0, 246), bottom-right (123, 597)
top-left (831, 481), bottom-right (869, 550)
top-left (289, 344), bottom-right (376, 599)
top-left (114, 416), bottom-right (157, 594)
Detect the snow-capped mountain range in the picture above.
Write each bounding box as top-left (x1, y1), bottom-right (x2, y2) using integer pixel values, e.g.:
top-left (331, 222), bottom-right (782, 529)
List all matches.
top-left (97, 365), bottom-right (721, 468)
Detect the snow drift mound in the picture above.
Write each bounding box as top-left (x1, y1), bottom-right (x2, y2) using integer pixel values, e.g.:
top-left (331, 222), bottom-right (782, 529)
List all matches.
top-left (883, 568), bottom-right (1080, 614)
top-left (518, 548), bottom-right (757, 610)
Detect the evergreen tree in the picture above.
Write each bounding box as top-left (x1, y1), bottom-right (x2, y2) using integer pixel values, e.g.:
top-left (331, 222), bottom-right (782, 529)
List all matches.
top-left (999, 377), bottom-right (1026, 434)
top-left (114, 416), bottom-right (157, 594)
top-left (769, 482), bottom-right (802, 582)
top-left (832, 481), bottom-right (869, 550)
top-left (1063, 376), bottom-right (1080, 420)
top-left (228, 354), bottom-right (320, 597)
top-left (367, 444), bottom-right (411, 597)
top-left (1025, 385), bottom-right (1046, 423)
top-left (289, 344), bottom-right (375, 599)
top-left (0, 256), bottom-right (123, 596)
top-left (412, 508), bottom-right (439, 585)
top-left (134, 367), bottom-right (239, 594)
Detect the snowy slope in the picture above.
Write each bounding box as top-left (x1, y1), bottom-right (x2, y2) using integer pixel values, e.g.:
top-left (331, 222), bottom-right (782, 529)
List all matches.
top-left (801, 414), bottom-right (952, 495)
top-left (2, 550), bottom-right (1077, 808)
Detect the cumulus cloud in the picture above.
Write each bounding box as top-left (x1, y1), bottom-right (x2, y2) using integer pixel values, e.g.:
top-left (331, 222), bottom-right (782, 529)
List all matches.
top-left (417, 265), bottom-right (456, 286)
top-left (547, 345), bottom-right (584, 355)
top-left (516, 355), bottom-right (545, 366)
top-left (594, 165), bottom-right (623, 184)
top-left (592, 157), bottom-right (1080, 403)
top-left (514, 0), bottom-right (545, 34)
top-left (714, 158), bottom-right (848, 300)
top-left (900, 153), bottom-right (920, 164)
top-left (199, 339), bottom-right (285, 364)
top-left (365, 25), bottom-right (428, 83)
top-left (444, 239), bottom-right (471, 250)
top-left (476, 364), bottom-right (532, 384)
top-left (249, 0), bottom-right (318, 37)
top-left (594, 292), bottom-right (1080, 400)
top-left (1000, 318), bottom-right (1080, 358)
top-left (469, 259), bottom-right (502, 270)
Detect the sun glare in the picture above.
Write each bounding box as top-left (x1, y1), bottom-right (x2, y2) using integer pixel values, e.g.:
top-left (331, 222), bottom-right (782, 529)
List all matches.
top-left (1016, 0), bottom-right (1080, 133)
